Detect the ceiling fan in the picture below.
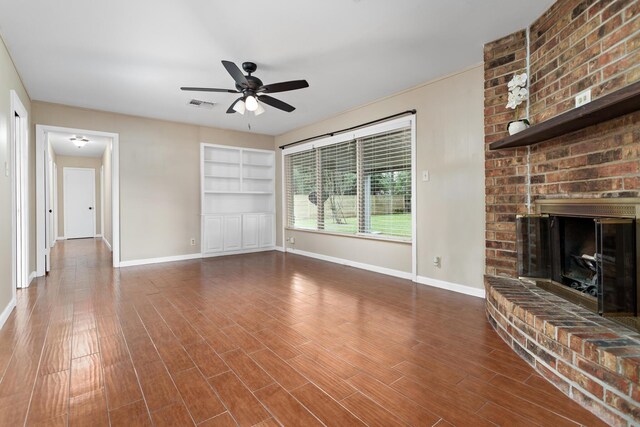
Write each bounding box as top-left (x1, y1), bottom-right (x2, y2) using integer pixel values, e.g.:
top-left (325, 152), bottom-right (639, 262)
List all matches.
top-left (181, 60), bottom-right (309, 115)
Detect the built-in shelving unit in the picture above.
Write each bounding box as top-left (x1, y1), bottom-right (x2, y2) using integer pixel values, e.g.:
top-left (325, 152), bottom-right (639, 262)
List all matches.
top-left (201, 144), bottom-right (275, 256)
top-left (489, 80), bottom-right (640, 150)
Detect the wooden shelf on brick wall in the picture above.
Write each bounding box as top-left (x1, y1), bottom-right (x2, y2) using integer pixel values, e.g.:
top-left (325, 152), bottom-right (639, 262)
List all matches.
top-left (489, 80), bottom-right (640, 150)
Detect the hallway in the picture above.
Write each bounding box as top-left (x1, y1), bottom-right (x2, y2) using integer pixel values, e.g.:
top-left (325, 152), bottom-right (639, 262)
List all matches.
top-left (0, 239), bottom-right (605, 426)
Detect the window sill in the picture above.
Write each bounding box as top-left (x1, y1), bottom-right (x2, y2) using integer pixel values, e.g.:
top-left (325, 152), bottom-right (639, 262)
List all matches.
top-left (285, 227), bottom-right (412, 244)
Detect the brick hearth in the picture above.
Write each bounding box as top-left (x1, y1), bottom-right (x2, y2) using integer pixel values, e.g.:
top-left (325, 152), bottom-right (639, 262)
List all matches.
top-left (486, 276), bottom-right (640, 426)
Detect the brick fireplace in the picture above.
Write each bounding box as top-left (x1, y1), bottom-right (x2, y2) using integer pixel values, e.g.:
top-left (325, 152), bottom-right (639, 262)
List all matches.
top-left (484, 0), bottom-right (640, 424)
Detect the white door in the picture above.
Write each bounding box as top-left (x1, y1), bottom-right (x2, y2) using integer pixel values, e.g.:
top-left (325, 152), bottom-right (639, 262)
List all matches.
top-left (223, 215), bottom-right (242, 251)
top-left (242, 214), bottom-right (260, 249)
top-left (203, 216), bottom-right (223, 253)
top-left (259, 214), bottom-right (275, 247)
top-left (64, 168), bottom-right (96, 239)
top-left (44, 149), bottom-right (51, 272)
top-left (11, 106), bottom-right (29, 289)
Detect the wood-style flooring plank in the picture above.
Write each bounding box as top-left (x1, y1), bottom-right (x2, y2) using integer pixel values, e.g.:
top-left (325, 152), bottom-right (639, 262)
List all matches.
top-left (254, 383), bottom-right (323, 427)
top-left (250, 348), bottom-right (308, 391)
top-left (221, 349), bottom-right (274, 391)
top-left (290, 382), bottom-right (366, 426)
top-left (208, 371), bottom-right (271, 427)
top-left (172, 367), bottom-right (226, 423)
top-left (109, 400), bottom-right (152, 427)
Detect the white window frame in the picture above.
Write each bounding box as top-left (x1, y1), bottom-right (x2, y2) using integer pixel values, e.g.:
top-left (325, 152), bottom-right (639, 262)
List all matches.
top-left (281, 115), bottom-right (417, 273)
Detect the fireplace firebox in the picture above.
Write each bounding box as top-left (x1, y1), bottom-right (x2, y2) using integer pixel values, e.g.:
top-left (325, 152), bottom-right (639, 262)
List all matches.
top-left (517, 198), bottom-right (639, 331)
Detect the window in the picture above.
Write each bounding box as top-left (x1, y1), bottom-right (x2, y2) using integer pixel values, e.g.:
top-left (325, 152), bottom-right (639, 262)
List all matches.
top-left (285, 122), bottom-right (412, 241)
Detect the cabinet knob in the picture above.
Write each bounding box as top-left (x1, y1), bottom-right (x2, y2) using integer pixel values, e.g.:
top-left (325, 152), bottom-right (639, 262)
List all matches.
top-left (89, 207), bottom-right (93, 210)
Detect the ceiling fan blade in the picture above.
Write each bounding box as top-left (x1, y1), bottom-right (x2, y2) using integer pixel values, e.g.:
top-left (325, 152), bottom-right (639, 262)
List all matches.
top-left (258, 95), bottom-right (296, 112)
top-left (226, 97), bottom-right (244, 114)
top-left (258, 80), bottom-right (309, 94)
top-left (181, 87), bottom-right (239, 93)
top-left (222, 60), bottom-right (249, 87)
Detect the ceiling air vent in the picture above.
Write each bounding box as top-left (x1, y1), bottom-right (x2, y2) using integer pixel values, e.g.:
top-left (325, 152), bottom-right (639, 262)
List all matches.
top-left (188, 99), bottom-right (216, 109)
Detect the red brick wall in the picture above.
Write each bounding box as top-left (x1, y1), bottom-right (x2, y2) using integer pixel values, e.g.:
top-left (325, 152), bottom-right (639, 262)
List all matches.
top-left (484, 0), bottom-right (640, 278)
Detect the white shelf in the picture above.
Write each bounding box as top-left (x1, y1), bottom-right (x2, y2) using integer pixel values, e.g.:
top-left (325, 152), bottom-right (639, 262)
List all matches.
top-left (203, 159), bottom-right (240, 165)
top-left (244, 163), bottom-right (273, 168)
top-left (204, 190), bottom-right (273, 194)
top-left (204, 175), bottom-right (240, 179)
top-left (243, 177), bottom-right (272, 181)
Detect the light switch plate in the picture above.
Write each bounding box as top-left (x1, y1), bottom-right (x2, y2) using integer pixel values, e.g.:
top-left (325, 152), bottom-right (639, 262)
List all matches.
top-left (422, 170), bottom-right (430, 182)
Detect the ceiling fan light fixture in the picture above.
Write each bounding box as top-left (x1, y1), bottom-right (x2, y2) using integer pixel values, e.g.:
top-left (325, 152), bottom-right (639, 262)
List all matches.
top-left (254, 102), bottom-right (265, 116)
top-left (233, 99), bottom-right (246, 114)
top-left (245, 95), bottom-right (258, 112)
top-left (70, 135), bottom-right (89, 148)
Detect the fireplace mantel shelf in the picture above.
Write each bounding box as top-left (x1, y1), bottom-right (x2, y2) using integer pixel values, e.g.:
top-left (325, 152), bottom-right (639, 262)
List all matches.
top-left (489, 80), bottom-right (640, 150)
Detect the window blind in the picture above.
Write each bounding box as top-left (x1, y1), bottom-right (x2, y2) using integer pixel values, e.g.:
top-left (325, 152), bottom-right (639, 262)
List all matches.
top-left (360, 128), bottom-right (412, 238)
top-left (285, 149), bottom-right (316, 230)
top-left (284, 122), bottom-right (412, 241)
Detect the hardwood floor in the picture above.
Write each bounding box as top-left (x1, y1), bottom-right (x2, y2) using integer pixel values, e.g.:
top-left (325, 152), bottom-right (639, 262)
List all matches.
top-left (0, 239), bottom-right (607, 426)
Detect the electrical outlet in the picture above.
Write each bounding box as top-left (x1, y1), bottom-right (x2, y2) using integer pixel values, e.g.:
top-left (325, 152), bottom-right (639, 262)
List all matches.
top-left (575, 89), bottom-right (591, 108)
top-left (433, 256), bottom-right (441, 268)
top-left (190, 238), bottom-right (196, 246)
top-left (422, 170), bottom-right (430, 182)
top-left (289, 237), bottom-right (295, 244)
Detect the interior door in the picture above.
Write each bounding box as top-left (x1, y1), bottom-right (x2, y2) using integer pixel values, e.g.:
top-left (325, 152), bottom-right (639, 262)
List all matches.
top-left (64, 168), bottom-right (96, 239)
top-left (44, 149), bottom-right (51, 272)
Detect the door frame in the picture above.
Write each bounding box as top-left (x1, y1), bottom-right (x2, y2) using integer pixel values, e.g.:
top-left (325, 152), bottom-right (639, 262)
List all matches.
top-left (36, 125), bottom-right (121, 271)
top-left (63, 167), bottom-right (96, 239)
top-left (10, 90), bottom-right (29, 296)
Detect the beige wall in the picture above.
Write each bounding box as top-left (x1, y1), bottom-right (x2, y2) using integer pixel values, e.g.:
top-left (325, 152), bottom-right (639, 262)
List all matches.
top-left (102, 142), bottom-right (112, 246)
top-left (32, 102), bottom-right (275, 262)
top-left (0, 36), bottom-right (31, 318)
top-left (276, 65), bottom-right (485, 289)
top-left (55, 155), bottom-right (102, 237)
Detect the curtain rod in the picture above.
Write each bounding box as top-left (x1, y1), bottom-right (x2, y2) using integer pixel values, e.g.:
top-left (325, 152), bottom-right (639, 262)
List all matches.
top-left (278, 109), bottom-right (416, 150)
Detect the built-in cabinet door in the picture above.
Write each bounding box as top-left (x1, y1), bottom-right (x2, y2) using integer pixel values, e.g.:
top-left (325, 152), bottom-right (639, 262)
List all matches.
top-left (223, 215), bottom-right (242, 251)
top-left (259, 213), bottom-right (275, 248)
top-left (242, 214), bottom-right (260, 249)
top-left (203, 216), bottom-right (223, 253)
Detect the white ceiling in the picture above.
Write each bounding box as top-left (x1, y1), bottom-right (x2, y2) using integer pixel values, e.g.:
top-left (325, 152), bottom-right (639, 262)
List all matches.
top-left (49, 132), bottom-right (110, 158)
top-left (0, 0), bottom-right (553, 136)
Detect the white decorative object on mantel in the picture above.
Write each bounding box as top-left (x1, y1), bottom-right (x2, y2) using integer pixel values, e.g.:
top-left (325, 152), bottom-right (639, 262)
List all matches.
top-left (508, 120), bottom-right (530, 135)
top-left (505, 73), bottom-right (530, 135)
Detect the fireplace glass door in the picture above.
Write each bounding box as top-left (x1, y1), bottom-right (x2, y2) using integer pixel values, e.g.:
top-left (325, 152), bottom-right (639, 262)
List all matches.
top-left (518, 212), bottom-right (638, 327)
top-left (516, 215), bottom-right (551, 279)
top-left (597, 218), bottom-right (636, 316)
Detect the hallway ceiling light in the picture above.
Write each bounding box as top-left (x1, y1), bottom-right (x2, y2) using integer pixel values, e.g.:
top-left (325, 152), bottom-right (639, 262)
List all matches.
top-left (70, 135), bottom-right (89, 148)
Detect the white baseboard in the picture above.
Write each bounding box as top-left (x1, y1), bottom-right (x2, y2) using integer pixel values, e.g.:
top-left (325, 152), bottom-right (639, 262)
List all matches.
top-left (202, 247), bottom-right (275, 258)
top-left (416, 275), bottom-right (485, 298)
top-left (0, 296), bottom-right (16, 330)
top-left (95, 234), bottom-right (103, 238)
top-left (274, 246), bottom-right (285, 252)
top-left (102, 236), bottom-right (112, 251)
top-left (28, 271), bottom-right (36, 285)
top-left (56, 236), bottom-right (66, 241)
top-left (119, 253), bottom-right (202, 268)
top-left (286, 247), bottom-right (413, 280)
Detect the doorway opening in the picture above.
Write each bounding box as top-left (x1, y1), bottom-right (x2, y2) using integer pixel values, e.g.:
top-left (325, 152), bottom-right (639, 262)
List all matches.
top-left (36, 125), bottom-right (120, 275)
top-left (10, 91), bottom-right (29, 297)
